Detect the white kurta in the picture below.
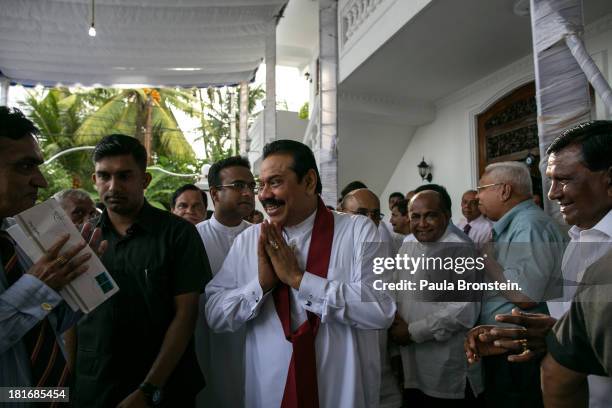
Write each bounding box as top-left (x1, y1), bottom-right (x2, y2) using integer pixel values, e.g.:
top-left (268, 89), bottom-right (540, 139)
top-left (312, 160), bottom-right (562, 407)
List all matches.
top-left (396, 227), bottom-right (483, 399)
top-left (195, 215), bottom-right (251, 408)
top-left (456, 215), bottom-right (493, 246)
top-left (547, 209), bottom-right (612, 408)
top-left (205, 210), bottom-right (396, 408)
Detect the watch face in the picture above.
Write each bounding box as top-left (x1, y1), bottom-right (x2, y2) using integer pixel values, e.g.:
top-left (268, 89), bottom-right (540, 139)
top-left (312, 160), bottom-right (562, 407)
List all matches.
top-left (152, 390), bottom-right (162, 405)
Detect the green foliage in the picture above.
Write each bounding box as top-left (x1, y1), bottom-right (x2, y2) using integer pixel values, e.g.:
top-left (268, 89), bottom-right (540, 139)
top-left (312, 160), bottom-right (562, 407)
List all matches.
top-left (144, 154), bottom-right (201, 210)
top-left (38, 161), bottom-right (73, 201)
top-left (298, 102), bottom-right (309, 120)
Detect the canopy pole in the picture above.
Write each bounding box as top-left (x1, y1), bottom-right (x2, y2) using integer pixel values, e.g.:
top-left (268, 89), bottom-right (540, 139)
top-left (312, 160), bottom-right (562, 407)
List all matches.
top-left (264, 21), bottom-right (277, 145)
top-left (239, 81), bottom-right (249, 156)
top-left (318, 0), bottom-right (339, 206)
top-left (530, 0), bottom-right (591, 225)
top-left (0, 77), bottom-right (9, 106)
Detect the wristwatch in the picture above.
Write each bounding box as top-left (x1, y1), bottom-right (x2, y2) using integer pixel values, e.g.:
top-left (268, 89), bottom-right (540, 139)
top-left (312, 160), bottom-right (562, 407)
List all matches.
top-left (139, 382), bottom-right (162, 407)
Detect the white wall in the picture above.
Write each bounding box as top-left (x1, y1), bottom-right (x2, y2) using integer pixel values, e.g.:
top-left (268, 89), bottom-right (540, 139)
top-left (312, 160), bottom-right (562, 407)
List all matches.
top-left (338, 113), bottom-right (414, 203)
top-left (381, 17), bottom-right (612, 223)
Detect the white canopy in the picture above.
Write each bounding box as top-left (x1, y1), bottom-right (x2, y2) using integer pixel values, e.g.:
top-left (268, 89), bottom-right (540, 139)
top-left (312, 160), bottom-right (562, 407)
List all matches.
top-left (0, 0), bottom-right (286, 87)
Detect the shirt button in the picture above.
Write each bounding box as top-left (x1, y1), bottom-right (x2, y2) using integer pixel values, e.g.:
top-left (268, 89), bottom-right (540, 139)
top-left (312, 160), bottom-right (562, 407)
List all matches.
top-left (306, 300), bottom-right (312, 307)
top-left (255, 298), bottom-right (260, 303)
top-left (41, 302), bottom-right (53, 311)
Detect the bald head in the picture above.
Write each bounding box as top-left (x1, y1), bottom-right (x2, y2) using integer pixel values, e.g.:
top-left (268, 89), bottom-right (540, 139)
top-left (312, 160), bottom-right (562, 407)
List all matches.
top-left (341, 188), bottom-right (382, 226)
top-left (409, 190), bottom-right (450, 242)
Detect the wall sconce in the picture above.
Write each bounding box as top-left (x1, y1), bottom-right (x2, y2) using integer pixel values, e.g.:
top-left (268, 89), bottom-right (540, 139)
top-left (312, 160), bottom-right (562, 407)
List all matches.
top-left (417, 157), bottom-right (432, 182)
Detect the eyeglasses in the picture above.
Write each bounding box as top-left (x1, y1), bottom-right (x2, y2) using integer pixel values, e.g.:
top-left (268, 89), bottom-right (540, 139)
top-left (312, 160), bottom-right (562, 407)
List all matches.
top-left (476, 182), bottom-right (504, 191)
top-left (215, 181), bottom-right (258, 193)
top-left (347, 209), bottom-right (384, 221)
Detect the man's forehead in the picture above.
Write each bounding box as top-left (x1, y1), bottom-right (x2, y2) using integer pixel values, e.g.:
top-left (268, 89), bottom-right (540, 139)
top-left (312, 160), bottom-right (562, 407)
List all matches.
top-left (0, 135), bottom-right (43, 162)
top-left (463, 192), bottom-right (477, 200)
top-left (220, 165), bottom-right (254, 181)
top-left (260, 153), bottom-right (293, 177)
top-left (94, 155), bottom-right (140, 172)
top-left (177, 190), bottom-right (203, 203)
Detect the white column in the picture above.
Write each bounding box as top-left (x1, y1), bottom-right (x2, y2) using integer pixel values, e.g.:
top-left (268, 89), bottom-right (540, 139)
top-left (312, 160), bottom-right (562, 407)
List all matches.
top-left (230, 87), bottom-right (238, 155)
top-left (318, 0), bottom-right (339, 206)
top-left (0, 77), bottom-right (9, 106)
top-left (264, 21), bottom-right (277, 145)
top-left (239, 81), bottom-right (249, 156)
top-left (530, 0), bottom-right (590, 224)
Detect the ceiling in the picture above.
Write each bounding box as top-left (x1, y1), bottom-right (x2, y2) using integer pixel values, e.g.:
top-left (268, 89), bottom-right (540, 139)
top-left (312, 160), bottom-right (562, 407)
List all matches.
top-left (276, 0), bottom-right (318, 68)
top-left (0, 0), bottom-right (286, 87)
top-left (339, 0), bottom-right (612, 104)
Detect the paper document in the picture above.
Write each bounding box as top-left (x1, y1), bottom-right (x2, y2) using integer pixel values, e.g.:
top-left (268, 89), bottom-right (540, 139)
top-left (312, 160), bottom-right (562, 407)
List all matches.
top-left (7, 198), bottom-right (118, 313)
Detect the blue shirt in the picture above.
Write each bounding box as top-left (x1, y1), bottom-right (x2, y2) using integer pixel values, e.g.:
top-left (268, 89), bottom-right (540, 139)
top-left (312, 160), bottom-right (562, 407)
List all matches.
top-left (479, 200), bottom-right (567, 325)
top-left (0, 218), bottom-right (80, 394)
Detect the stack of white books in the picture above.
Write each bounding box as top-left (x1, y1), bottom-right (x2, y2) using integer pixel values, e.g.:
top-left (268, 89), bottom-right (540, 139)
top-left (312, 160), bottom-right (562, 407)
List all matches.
top-left (7, 198), bottom-right (119, 313)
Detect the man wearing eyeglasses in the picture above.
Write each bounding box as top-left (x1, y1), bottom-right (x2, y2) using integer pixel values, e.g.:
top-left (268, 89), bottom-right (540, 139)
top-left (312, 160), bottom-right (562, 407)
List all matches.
top-left (473, 161), bottom-right (565, 407)
top-left (194, 155), bottom-right (255, 408)
top-left (339, 187), bottom-right (403, 408)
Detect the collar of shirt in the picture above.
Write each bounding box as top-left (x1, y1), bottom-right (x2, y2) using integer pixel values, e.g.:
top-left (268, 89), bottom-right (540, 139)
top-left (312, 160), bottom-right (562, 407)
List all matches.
top-left (492, 199), bottom-right (535, 239)
top-left (282, 207), bottom-right (317, 241)
top-left (208, 214), bottom-right (250, 237)
top-left (97, 200), bottom-right (155, 235)
top-left (568, 208), bottom-right (612, 243)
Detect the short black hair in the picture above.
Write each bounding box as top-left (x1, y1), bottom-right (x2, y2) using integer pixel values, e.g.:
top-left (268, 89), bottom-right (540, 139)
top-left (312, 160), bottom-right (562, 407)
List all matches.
top-left (262, 139), bottom-right (322, 194)
top-left (208, 155), bottom-right (251, 189)
top-left (0, 106), bottom-right (39, 140)
top-left (171, 184), bottom-right (207, 209)
top-left (413, 183), bottom-right (452, 216)
top-left (546, 120), bottom-right (612, 171)
top-left (92, 134), bottom-right (147, 171)
top-left (340, 181), bottom-right (367, 199)
top-left (392, 198), bottom-right (408, 216)
top-left (389, 192), bottom-right (404, 201)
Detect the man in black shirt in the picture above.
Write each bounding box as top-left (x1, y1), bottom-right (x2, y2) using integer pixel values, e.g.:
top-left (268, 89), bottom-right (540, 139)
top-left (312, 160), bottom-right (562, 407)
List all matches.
top-left (73, 134), bottom-right (212, 407)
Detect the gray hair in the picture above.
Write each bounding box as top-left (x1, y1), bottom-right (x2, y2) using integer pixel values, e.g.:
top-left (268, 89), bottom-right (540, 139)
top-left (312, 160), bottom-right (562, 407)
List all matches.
top-left (483, 162), bottom-right (533, 197)
top-left (53, 189), bottom-right (93, 206)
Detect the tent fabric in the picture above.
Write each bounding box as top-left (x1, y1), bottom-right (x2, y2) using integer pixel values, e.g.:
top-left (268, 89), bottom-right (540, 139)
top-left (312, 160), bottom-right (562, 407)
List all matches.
top-left (0, 0), bottom-right (286, 87)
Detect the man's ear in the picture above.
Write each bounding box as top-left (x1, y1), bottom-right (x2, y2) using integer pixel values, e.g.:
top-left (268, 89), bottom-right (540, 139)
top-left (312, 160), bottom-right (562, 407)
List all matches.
top-left (500, 183), bottom-right (513, 202)
top-left (91, 173), bottom-right (96, 184)
top-left (304, 169), bottom-right (318, 195)
top-left (606, 166), bottom-right (612, 196)
top-left (209, 187), bottom-right (219, 204)
top-left (143, 172), bottom-right (152, 189)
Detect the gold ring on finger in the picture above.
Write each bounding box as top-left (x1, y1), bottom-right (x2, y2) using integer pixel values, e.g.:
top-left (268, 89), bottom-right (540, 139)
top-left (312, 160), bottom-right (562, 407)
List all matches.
top-left (269, 240), bottom-right (279, 250)
top-left (518, 338), bottom-right (529, 353)
top-left (55, 255), bottom-right (69, 267)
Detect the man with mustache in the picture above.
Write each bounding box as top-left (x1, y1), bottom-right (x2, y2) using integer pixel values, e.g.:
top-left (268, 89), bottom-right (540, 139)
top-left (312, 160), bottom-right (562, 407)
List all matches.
top-left (171, 184), bottom-right (208, 225)
top-left (1, 107), bottom-right (102, 393)
top-left (206, 139), bottom-right (396, 407)
top-left (73, 134), bottom-right (212, 407)
top-left (194, 155), bottom-right (255, 408)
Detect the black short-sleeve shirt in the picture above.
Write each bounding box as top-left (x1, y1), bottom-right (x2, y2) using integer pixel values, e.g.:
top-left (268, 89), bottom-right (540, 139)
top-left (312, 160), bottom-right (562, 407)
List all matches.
top-left (547, 249), bottom-right (612, 377)
top-left (74, 201), bottom-right (212, 407)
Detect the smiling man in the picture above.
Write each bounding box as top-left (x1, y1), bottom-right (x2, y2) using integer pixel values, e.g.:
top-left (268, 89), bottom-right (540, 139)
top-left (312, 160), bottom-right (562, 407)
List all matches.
top-left (391, 190), bottom-right (482, 404)
top-left (74, 134), bottom-right (212, 407)
top-left (205, 139), bottom-right (395, 407)
top-left (194, 156), bottom-right (255, 408)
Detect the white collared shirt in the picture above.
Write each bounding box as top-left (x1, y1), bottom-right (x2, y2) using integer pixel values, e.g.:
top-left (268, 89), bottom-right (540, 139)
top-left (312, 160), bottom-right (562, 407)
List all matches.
top-left (456, 215), bottom-right (493, 246)
top-left (548, 209), bottom-right (612, 408)
top-left (195, 215), bottom-right (251, 408)
top-left (205, 210), bottom-right (396, 408)
top-left (395, 226), bottom-right (483, 399)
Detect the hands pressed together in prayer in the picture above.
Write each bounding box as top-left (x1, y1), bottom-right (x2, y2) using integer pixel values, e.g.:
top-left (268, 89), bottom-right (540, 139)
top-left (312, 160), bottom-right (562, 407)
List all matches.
top-left (464, 308), bottom-right (556, 364)
top-left (26, 223), bottom-right (107, 291)
top-left (258, 220), bottom-right (303, 291)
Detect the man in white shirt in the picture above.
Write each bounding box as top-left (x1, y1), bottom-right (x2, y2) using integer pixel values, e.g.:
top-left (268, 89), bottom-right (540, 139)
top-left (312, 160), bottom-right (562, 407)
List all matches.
top-left (195, 156), bottom-right (255, 407)
top-left (339, 188), bottom-right (403, 408)
top-left (391, 190), bottom-right (482, 404)
top-left (206, 140), bottom-right (396, 408)
top-left (456, 189), bottom-right (493, 246)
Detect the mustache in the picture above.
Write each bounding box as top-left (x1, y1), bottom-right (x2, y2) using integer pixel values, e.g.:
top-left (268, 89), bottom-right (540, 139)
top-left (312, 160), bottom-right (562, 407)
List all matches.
top-left (103, 193), bottom-right (127, 200)
top-left (260, 198), bottom-right (285, 207)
